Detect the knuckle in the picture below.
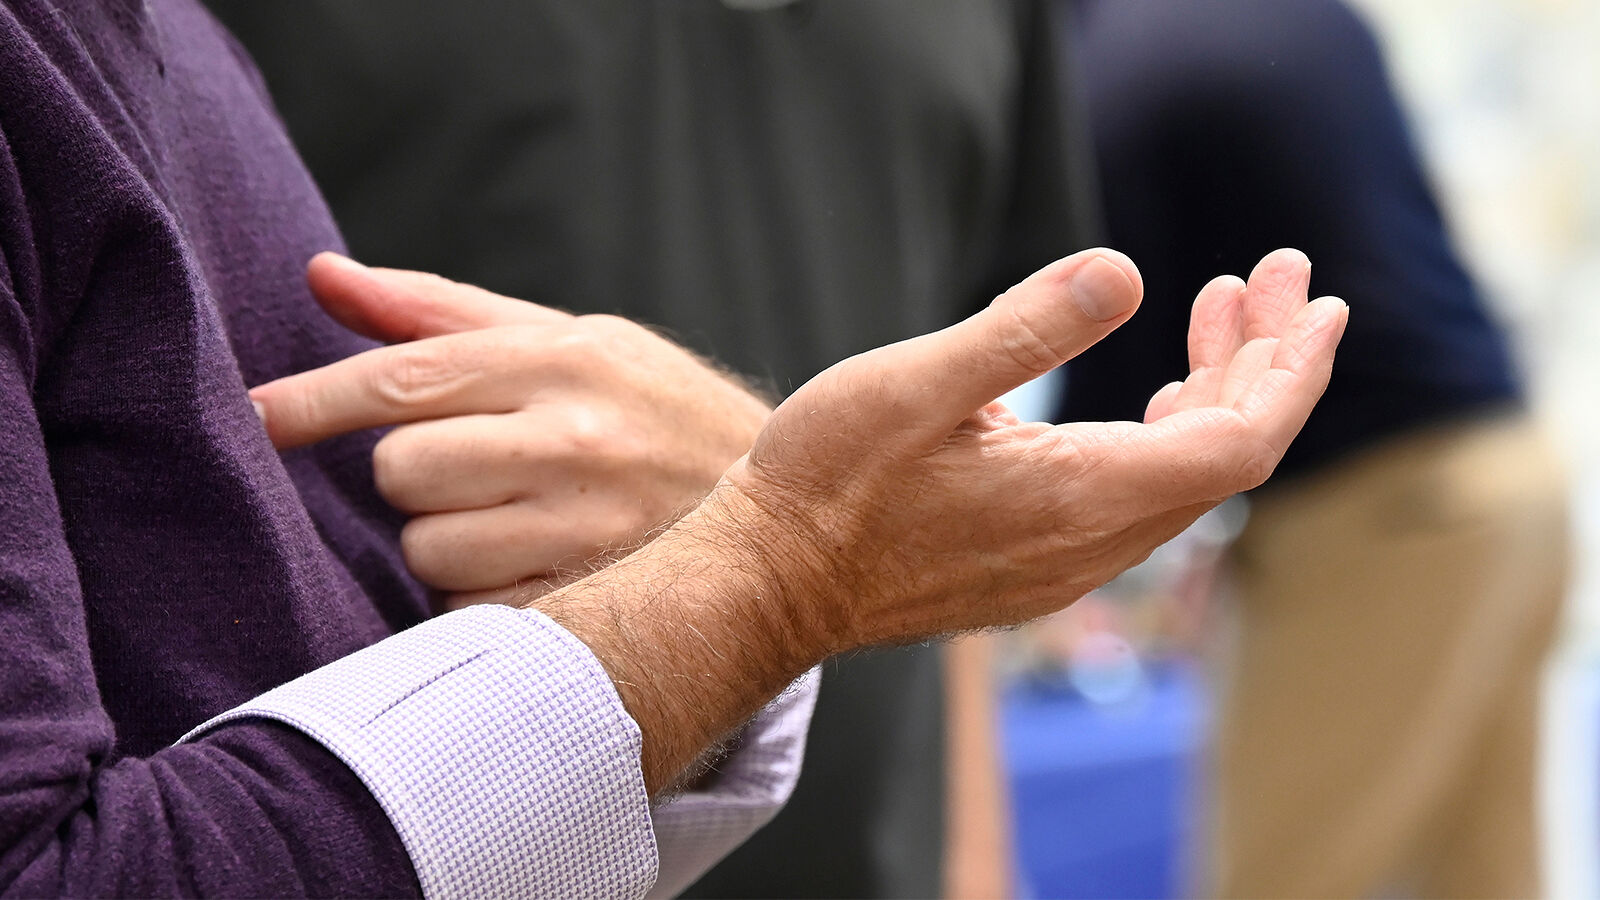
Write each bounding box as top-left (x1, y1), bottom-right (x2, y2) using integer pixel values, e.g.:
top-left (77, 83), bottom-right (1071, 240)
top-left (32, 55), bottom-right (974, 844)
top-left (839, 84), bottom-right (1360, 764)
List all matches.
top-left (373, 345), bottom-right (469, 407)
top-left (998, 304), bottom-right (1067, 376)
top-left (577, 313), bottom-right (636, 337)
top-left (593, 505), bottom-right (655, 549)
top-left (580, 313), bottom-right (668, 357)
top-left (1236, 436), bottom-right (1280, 489)
top-left (1212, 415), bottom-right (1278, 490)
top-left (560, 407), bottom-right (627, 460)
top-left (545, 326), bottom-right (603, 371)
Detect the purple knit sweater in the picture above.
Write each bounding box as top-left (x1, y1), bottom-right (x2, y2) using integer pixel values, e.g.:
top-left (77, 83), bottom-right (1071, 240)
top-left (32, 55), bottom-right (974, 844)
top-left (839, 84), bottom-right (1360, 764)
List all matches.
top-left (1, 0), bottom-right (427, 893)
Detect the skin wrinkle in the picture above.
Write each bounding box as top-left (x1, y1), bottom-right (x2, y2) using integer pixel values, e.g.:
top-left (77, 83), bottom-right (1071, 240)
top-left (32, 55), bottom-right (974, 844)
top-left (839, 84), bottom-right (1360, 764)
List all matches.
top-left (998, 300), bottom-right (1069, 377)
top-left (251, 247), bottom-right (1345, 800)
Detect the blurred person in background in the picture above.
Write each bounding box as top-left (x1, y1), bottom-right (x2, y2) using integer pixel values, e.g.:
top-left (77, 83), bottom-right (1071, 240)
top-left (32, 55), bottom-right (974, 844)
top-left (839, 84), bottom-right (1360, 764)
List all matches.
top-left (1060, 1), bottom-right (1570, 896)
top-left (206, 1), bottom-right (1099, 896)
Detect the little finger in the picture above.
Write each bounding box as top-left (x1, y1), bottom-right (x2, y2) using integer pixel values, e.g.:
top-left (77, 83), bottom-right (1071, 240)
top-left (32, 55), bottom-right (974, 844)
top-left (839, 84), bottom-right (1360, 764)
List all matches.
top-left (1143, 381), bottom-right (1184, 424)
top-left (1171, 366), bottom-right (1224, 413)
top-left (400, 501), bottom-right (642, 592)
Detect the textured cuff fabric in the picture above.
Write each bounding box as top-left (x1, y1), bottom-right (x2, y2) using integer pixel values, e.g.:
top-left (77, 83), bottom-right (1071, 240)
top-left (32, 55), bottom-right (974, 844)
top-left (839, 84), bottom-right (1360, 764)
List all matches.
top-left (181, 605), bottom-right (658, 899)
top-left (648, 667), bottom-right (820, 899)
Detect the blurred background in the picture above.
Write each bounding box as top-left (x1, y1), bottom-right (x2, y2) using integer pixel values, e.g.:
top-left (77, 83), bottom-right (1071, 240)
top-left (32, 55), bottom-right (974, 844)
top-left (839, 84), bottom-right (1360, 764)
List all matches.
top-left (1005, 1), bottom-right (1600, 897)
top-left (211, 1), bottom-right (1600, 897)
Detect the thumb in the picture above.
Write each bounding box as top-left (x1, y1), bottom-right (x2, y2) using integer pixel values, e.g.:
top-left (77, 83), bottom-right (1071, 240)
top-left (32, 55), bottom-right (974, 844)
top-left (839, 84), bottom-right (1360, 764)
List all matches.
top-left (860, 248), bottom-right (1141, 435)
top-left (305, 252), bottom-right (572, 343)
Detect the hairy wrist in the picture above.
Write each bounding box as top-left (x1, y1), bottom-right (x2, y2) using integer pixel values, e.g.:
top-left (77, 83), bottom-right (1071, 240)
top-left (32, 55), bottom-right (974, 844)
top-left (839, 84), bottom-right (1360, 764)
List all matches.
top-left (706, 467), bottom-right (858, 656)
top-left (520, 481), bottom-right (818, 794)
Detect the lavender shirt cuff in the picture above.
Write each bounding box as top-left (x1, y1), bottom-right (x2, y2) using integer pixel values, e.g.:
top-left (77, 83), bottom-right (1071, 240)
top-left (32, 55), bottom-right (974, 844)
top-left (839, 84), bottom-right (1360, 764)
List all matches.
top-left (180, 604), bottom-right (818, 899)
top-left (650, 666), bottom-right (819, 899)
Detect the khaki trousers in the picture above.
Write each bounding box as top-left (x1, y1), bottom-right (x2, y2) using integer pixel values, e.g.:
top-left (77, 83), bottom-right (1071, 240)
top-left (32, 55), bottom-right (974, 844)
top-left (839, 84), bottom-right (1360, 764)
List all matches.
top-left (1208, 414), bottom-right (1570, 899)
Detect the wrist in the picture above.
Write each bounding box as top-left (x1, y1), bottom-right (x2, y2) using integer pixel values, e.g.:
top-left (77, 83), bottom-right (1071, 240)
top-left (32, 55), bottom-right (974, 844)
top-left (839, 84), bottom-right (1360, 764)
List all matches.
top-left (522, 479), bottom-right (819, 793)
top-left (678, 479), bottom-right (838, 671)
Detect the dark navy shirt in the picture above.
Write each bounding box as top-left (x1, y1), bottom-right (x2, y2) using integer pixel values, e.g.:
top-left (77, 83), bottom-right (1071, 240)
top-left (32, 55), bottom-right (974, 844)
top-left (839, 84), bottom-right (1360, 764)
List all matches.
top-left (1057, 0), bottom-right (1520, 480)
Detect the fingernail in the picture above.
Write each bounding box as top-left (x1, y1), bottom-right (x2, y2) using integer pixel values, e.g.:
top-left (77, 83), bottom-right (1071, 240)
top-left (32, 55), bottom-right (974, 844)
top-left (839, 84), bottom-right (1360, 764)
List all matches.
top-left (1070, 256), bottom-right (1137, 321)
top-left (1312, 299), bottom-right (1350, 345)
top-left (252, 400), bottom-right (267, 425)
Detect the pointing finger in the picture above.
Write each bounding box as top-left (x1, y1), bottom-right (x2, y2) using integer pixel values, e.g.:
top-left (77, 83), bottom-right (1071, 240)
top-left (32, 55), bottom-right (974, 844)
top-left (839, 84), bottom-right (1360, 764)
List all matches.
top-left (250, 330), bottom-right (537, 450)
top-left (307, 252), bottom-right (572, 343)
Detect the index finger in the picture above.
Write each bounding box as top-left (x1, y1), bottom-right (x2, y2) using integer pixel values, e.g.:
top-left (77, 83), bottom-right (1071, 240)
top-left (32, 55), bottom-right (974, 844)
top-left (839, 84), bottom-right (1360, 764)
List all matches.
top-left (250, 330), bottom-right (535, 450)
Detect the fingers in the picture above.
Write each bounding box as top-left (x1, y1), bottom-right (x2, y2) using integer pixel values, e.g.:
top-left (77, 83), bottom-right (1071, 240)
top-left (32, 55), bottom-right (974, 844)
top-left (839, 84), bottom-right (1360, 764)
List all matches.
top-left (863, 249), bottom-right (1142, 436)
top-left (250, 329), bottom-right (538, 450)
top-left (1061, 295), bottom-right (1345, 513)
top-left (1217, 337), bottom-right (1279, 408)
top-left (401, 501), bottom-right (637, 591)
top-left (1171, 367), bottom-right (1224, 414)
top-left (1187, 274), bottom-right (1247, 372)
top-left (1240, 248), bottom-right (1312, 341)
top-left (440, 581), bottom-right (566, 614)
top-left (1158, 300), bottom-right (1345, 502)
top-left (1233, 295), bottom-right (1348, 454)
top-left (373, 414), bottom-right (558, 513)
top-left (306, 252), bottom-right (571, 343)
top-left (1170, 249), bottom-right (1312, 414)
top-left (1143, 381), bottom-right (1183, 424)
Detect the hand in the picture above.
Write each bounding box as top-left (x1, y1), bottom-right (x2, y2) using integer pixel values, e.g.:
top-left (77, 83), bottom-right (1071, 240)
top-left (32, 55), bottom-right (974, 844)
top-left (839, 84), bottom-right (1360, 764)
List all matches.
top-left (249, 254), bottom-right (770, 598)
top-left (516, 246), bottom-right (1343, 793)
top-left (711, 246), bottom-right (1343, 653)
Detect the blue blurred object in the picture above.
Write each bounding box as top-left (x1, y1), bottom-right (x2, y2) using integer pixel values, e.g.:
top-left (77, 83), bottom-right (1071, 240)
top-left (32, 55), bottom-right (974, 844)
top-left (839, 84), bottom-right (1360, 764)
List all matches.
top-left (1003, 664), bottom-right (1208, 900)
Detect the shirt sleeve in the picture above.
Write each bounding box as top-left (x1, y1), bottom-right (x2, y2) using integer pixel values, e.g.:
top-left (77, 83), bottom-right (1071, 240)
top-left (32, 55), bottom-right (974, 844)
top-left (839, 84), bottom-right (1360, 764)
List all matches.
top-left (0, 163), bottom-right (812, 900)
top-left (182, 605), bottom-right (817, 900)
top-left (648, 666), bottom-right (819, 899)
top-left (0, 91), bottom-right (811, 900)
